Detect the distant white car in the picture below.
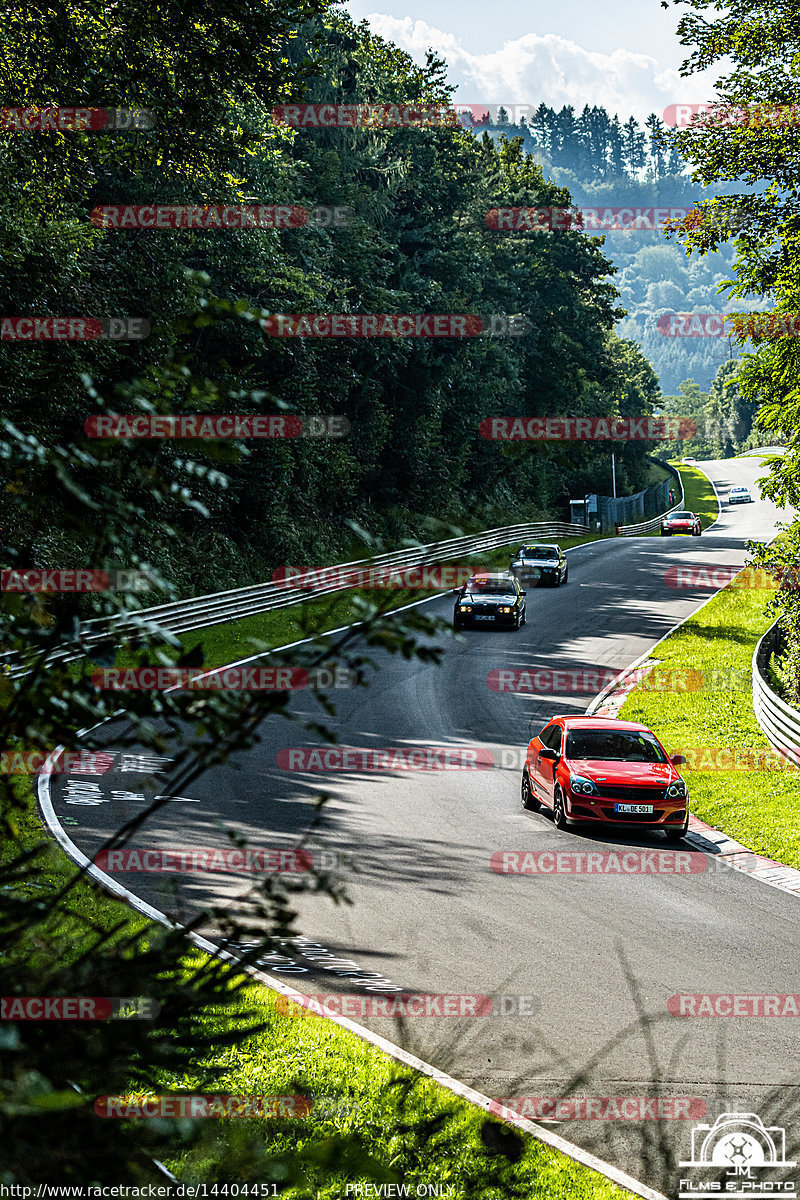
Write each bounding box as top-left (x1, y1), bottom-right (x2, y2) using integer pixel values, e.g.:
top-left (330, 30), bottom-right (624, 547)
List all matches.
top-left (682, 456), bottom-right (697, 463)
top-left (729, 485), bottom-right (753, 504)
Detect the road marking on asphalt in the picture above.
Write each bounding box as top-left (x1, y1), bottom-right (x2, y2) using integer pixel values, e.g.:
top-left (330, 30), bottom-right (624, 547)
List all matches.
top-left (64, 781), bottom-right (107, 805)
top-left (119, 753), bottom-right (175, 773)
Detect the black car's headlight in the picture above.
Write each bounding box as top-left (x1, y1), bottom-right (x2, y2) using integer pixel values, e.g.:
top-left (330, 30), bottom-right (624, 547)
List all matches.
top-left (667, 780), bottom-right (687, 798)
top-left (458, 605), bottom-right (472, 613)
top-left (569, 775), bottom-right (599, 796)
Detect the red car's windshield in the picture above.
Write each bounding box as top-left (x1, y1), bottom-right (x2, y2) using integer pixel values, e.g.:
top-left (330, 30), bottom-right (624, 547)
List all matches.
top-left (670, 513), bottom-right (693, 520)
top-left (566, 729), bottom-right (667, 763)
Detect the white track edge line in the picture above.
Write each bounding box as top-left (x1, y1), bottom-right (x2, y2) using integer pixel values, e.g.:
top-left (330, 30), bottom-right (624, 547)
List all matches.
top-left (36, 757), bottom-right (665, 1200)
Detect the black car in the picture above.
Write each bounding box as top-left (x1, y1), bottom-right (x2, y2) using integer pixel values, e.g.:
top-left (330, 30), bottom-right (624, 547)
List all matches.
top-left (509, 543), bottom-right (568, 587)
top-left (453, 572), bottom-right (527, 631)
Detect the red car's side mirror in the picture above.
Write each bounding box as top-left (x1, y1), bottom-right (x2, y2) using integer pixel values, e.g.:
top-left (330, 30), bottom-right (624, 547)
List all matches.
top-left (671, 754), bottom-right (687, 765)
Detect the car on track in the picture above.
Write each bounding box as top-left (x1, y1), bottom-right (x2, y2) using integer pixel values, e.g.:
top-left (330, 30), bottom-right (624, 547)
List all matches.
top-left (453, 572), bottom-right (526, 631)
top-left (728, 485), bottom-right (753, 504)
top-left (682, 456), bottom-right (697, 463)
top-left (509, 543), bottom-right (568, 588)
top-left (521, 715), bottom-right (690, 840)
top-left (660, 510), bottom-right (701, 536)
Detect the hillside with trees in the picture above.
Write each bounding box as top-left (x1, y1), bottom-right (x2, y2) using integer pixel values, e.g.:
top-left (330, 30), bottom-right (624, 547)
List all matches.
top-left (472, 103), bottom-right (759, 395)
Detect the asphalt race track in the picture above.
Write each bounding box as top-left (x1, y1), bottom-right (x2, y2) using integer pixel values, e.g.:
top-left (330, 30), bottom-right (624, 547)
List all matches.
top-left (46, 455), bottom-right (800, 1193)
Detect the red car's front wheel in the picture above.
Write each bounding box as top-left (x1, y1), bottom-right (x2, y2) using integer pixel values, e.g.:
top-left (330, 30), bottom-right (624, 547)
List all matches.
top-left (521, 769), bottom-right (539, 811)
top-left (664, 815), bottom-right (689, 841)
top-left (552, 787), bottom-right (569, 830)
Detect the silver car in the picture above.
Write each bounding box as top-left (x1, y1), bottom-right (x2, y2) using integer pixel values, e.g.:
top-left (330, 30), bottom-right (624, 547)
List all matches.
top-left (509, 543), bottom-right (568, 588)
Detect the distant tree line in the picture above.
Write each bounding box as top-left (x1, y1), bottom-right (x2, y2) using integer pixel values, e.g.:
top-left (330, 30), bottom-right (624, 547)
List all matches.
top-left (467, 104), bottom-right (684, 181)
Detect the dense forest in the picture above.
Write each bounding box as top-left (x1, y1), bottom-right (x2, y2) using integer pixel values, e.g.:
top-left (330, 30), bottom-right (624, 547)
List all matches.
top-left (0, 12), bottom-right (670, 598)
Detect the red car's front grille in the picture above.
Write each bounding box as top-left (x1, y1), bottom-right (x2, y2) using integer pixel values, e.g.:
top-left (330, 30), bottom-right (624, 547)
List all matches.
top-left (595, 785), bottom-right (667, 804)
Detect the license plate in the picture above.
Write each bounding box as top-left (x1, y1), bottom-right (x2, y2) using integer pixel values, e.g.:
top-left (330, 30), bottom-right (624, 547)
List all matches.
top-left (615, 803), bottom-right (653, 814)
top-left (475, 615), bottom-right (494, 621)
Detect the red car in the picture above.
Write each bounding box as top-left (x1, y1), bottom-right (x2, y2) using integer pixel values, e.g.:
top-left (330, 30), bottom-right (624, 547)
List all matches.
top-left (521, 716), bottom-right (689, 840)
top-left (661, 510), bottom-right (701, 536)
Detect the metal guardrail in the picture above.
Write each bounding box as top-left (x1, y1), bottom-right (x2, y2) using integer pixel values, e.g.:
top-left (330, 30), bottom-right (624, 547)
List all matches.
top-left (616, 463), bottom-right (685, 536)
top-left (752, 618), bottom-right (800, 764)
top-left (12, 520), bottom-right (587, 671)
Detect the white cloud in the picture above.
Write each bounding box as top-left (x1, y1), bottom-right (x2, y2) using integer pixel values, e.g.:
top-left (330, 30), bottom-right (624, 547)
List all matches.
top-left (361, 17), bottom-right (720, 125)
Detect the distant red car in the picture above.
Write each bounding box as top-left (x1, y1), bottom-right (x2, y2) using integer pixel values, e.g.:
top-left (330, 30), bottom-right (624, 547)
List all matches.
top-left (522, 716), bottom-right (689, 840)
top-left (661, 510), bottom-right (701, 536)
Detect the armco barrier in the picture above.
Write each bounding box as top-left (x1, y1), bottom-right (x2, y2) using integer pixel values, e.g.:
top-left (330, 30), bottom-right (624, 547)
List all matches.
top-left (752, 618), bottom-right (800, 762)
top-left (9, 521), bottom-right (587, 671)
top-left (616, 462), bottom-right (685, 536)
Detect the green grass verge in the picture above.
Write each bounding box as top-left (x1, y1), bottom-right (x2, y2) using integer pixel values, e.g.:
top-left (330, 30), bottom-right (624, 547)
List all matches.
top-left (641, 462), bottom-right (719, 539)
top-left (12, 782), bottom-right (628, 1197)
top-left (671, 461), bottom-right (720, 529)
top-left (619, 572), bottom-right (800, 869)
top-left (163, 978), bottom-right (629, 1198)
top-left (73, 533), bottom-right (605, 677)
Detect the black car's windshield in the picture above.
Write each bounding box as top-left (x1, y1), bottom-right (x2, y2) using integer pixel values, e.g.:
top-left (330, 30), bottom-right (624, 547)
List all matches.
top-left (520, 546), bottom-right (557, 559)
top-left (468, 581), bottom-right (514, 594)
top-left (566, 729), bottom-right (667, 763)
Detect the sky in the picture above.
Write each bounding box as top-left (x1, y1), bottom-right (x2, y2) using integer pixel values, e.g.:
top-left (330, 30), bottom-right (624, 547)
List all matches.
top-left (341, 0), bottom-right (726, 126)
